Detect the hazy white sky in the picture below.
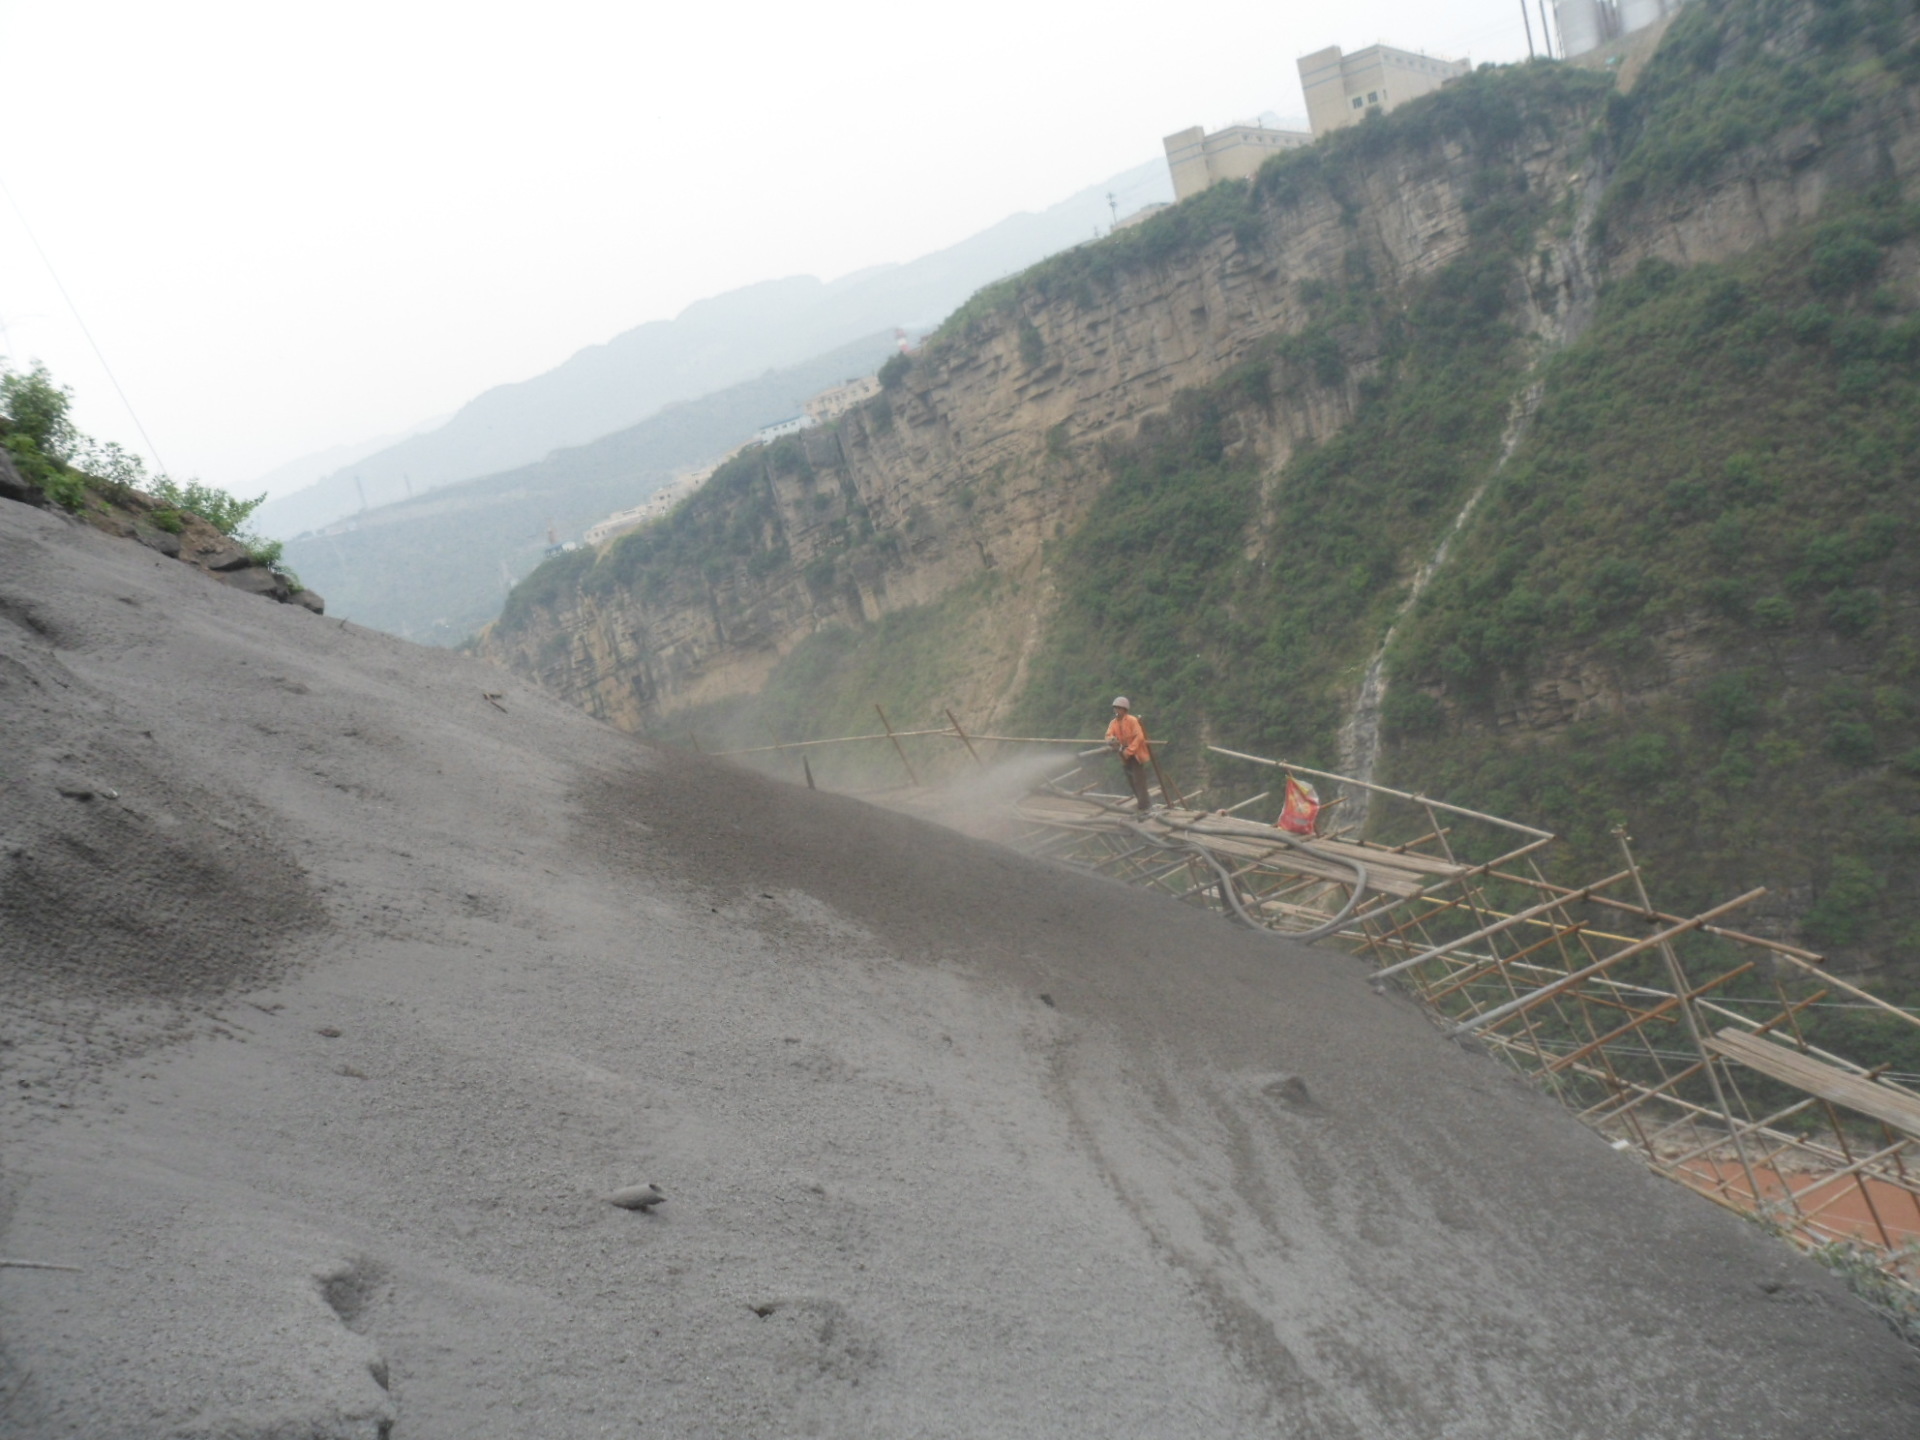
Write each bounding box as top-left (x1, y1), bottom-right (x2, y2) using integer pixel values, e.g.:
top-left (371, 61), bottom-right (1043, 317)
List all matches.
top-left (1, 0), bottom-right (1541, 491)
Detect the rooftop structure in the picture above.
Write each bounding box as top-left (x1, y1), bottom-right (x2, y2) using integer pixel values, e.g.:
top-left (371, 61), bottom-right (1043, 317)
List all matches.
top-left (584, 373), bottom-right (885, 551)
top-left (1163, 122), bottom-right (1313, 203)
top-left (804, 375), bottom-right (881, 424)
top-left (1297, 44), bottom-right (1471, 136)
top-left (583, 452), bottom-right (739, 547)
top-left (754, 414), bottom-right (817, 445)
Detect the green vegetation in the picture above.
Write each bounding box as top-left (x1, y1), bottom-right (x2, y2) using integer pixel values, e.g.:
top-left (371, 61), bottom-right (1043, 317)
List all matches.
top-left (758, 574), bottom-right (1006, 740)
top-left (1, 361), bottom-right (294, 582)
top-left (150, 476), bottom-right (265, 537)
top-left (1, 363), bottom-right (85, 507)
top-left (494, 0), bottom-right (1920, 1005)
top-left (1008, 390), bottom-right (1264, 757)
top-left (497, 419), bottom-right (898, 645)
top-left (493, 442), bottom-right (798, 636)
top-left (1, 363), bottom-right (77, 459)
top-left (1801, 1235), bottom-right (1920, 1345)
top-left (1600, 0), bottom-right (1920, 234)
top-left (1386, 181), bottom-right (1920, 992)
top-left (498, 544), bottom-right (597, 632)
top-left (1009, 199), bottom-right (1542, 779)
top-left (640, 573), bottom-right (1019, 790)
top-left (935, 60), bottom-right (1610, 344)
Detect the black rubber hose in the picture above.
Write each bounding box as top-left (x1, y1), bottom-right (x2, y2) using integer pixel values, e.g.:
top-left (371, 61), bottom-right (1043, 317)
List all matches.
top-left (1030, 783), bottom-right (1369, 943)
top-left (1128, 821), bottom-right (1369, 944)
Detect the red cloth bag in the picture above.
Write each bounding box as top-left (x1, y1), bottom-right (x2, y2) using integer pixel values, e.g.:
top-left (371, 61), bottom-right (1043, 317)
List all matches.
top-left (1277, 775), bottom-right (1321, 835)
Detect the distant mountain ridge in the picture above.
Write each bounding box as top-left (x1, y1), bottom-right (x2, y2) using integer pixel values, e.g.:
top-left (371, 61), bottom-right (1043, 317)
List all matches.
top-left (243, 415), bottom-right (451, 505)
top-left (257, 157), bottom-right (1174, 540)
top-left (278, 332), bottom-right (903, 645)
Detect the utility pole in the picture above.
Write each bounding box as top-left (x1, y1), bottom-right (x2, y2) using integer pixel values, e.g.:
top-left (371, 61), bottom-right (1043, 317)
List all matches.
top-left (1520, 0), bottom-right (1536, 56)
top-left (1107, 191), bottom-right (1119, 231)
top-left (1539, 0), bottom-right (1555, 57)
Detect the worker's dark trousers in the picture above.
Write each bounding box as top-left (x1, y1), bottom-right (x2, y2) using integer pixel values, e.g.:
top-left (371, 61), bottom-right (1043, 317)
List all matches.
top-left (1122, 757), bottom-right (1153, 811)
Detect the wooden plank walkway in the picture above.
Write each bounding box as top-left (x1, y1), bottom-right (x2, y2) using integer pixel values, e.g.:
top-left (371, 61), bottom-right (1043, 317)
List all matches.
top-left (1709, 1028), bottom-right (1920, 1138)
top-left (1010, 798), bottom-right (1468, 901)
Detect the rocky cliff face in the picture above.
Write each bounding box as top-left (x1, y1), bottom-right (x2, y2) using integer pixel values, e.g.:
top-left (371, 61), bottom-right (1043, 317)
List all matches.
top-left (485, 3), bottom-right (1920, 738)
top-left (479, 69), bottom-right (1614, 729)
top-left (480, 1), bottom-right (1920, 978)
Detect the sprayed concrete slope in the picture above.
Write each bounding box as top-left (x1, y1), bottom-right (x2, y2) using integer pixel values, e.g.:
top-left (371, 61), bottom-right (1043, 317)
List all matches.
top-left (2, 499), bottom-right (1917, 1438)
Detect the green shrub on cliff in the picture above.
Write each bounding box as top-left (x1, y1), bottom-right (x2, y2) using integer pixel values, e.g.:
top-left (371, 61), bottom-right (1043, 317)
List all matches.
top-left (1600, 0), bottom-right (1920, 231)
top-left (1385, 182), bottom-right (1920, 976)
top-left (1010, 201), bottom-right (1540, 776)
top-left (0, 366), bottom-right (289, 578)
top-left (0, 363), bottom-right (77, 460)
top-left (1, 363), bottom-right (85, 507)
top-left (495, 443), bottom-right (804, 637)
top-left (498, 545), bottom-right (596, 632)
top-left (936, 61), bottom-right (1608, 345)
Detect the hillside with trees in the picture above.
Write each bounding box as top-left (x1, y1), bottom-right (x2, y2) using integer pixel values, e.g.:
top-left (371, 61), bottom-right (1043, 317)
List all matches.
top-left (482, 0), bottom-right (1920, 1011)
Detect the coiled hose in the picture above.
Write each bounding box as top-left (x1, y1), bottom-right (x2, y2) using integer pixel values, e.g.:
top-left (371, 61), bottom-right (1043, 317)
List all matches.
top-left (1040, 782), bottom-right (1368, 944)
top-left (1131, 823), bottom-right (1368, 944)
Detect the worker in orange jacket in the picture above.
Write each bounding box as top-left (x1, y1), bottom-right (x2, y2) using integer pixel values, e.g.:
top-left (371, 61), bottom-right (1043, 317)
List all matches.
top-left (1105, 696), bottom-right (1154, 812)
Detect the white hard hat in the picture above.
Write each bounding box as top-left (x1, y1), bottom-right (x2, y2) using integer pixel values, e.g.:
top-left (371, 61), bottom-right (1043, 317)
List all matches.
top-left (1111, 696), bottom-right (1130, 709)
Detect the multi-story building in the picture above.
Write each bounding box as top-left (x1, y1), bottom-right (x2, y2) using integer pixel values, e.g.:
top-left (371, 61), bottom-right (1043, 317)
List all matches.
top-left (1162, 122), bottom-right (1314, 203)
top-left (1297, 44), bottom-right (1472, 135)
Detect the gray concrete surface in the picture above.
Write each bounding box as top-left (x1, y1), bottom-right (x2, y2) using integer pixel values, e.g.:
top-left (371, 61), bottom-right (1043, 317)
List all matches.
top-left (2, 496), bottom-right (1917, 1438)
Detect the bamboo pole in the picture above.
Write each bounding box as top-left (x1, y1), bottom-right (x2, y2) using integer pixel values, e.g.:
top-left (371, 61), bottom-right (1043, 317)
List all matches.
top-left (1454, 888), bottom-right (1768, 1036)
top-left (1762, 949), bottom-right (1920, 1029)
top-left (1370, 870), bottom-right (1634, 980)
top-left (1146, 741), bottom-right (1186, 808)
top-left (717, 731), bottom-right (1164, 757)
top-left (946, 709), bottom-right (985, 768)
top-left (1334, 835), bottom-right (1558, 934)
top-left (1767, 979), bottom-right (1910, 1247)
top-left (1483, 867), bottom-right (1848, 966)
top-left (875, 704), bottom-right (920, 787)
top-left (713, 727), bottom-right (955, 756)
top-left (1206, 746), bottom-right (1554, 839)
top-left (1421, 924), bottom-right (1601, 1007)
top-left (1614, 831), bottom-right (1776, 1212)
top-left (1544, 964), bottom-right (1756, 1074)
top-left (1776, 1138), bottom-right (1920, 1233)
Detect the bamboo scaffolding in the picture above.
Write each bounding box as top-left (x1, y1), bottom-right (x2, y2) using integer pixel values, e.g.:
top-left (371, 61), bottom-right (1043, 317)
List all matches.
top-left (780, 721), bottom-right (1920, 1302)
top-left (1205, 746), bottom-right (1556, 839)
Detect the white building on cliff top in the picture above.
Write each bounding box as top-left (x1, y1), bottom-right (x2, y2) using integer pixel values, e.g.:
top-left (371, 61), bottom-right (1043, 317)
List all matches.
top-left (1298, 44), bottom-right (1472, 136)
top-left (1162, 122), bottom-right (1313, 203)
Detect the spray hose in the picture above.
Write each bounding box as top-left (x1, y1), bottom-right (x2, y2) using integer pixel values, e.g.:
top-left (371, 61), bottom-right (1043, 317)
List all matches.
top-left (1130, 822), bottom-right (1368, 944)
top-left (1037, 782), bottom-right (1368, 944)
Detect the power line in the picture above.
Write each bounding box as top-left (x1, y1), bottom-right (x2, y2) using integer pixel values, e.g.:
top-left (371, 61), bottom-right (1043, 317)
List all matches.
top-left (0, 173), bottom-right (170, 476)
